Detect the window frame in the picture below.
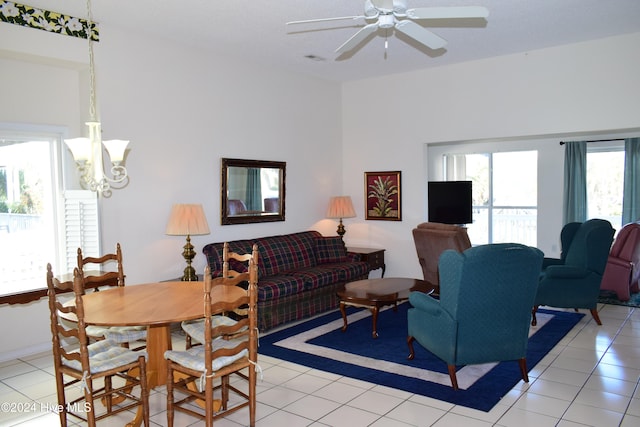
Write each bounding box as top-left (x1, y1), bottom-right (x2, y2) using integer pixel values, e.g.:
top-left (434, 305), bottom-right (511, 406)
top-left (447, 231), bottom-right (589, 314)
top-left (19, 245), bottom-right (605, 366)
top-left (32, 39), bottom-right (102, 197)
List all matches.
top-left (442, 150), bottom-right (538, 246)
top-left (586, 141), bottom-right (625, 230)
top-left (0, 124), bottom-right (100, 305)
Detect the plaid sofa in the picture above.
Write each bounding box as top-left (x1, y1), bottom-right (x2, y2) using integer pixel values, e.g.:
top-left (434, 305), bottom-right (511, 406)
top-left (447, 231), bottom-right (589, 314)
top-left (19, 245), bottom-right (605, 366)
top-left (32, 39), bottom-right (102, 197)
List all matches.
top-left (203, 231), bottom-right (369, 331)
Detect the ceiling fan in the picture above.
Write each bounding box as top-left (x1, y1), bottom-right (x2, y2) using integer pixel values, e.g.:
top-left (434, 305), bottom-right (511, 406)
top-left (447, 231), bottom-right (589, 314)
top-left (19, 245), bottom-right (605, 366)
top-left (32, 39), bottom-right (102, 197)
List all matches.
top-left (287, 0), bottom-right (489, 55)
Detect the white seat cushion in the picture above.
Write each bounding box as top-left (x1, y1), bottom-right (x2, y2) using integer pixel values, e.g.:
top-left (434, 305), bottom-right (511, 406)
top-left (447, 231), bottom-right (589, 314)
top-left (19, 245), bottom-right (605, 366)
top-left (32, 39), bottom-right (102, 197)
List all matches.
top-left (181, 315), bottom-right (242, 345)
top-left (164, 337), bottom-right (248, 373)
top-left (62, 339), bottom-right (147, 374)
top-left (85, 324), bottom-right (146, 343)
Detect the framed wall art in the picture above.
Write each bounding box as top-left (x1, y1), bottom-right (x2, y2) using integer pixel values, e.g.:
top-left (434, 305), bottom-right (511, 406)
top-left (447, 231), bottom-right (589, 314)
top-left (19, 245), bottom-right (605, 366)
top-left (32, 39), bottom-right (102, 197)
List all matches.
top-left (364, 171), bottom-right (401, 221)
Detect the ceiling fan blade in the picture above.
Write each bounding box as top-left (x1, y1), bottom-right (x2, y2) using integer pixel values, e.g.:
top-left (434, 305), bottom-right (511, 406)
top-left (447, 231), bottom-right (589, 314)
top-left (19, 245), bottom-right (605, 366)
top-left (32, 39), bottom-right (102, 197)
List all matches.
top-left (335, 23), bottom-right (379, 54)
top-left (287, 15), bottom-right (365, 25)
top-left (395, 20), bottom-right (447, 49)
top-left (406, 6), bottom-right (489, 20)
top-left (370, 0), bottom-right (394, 12)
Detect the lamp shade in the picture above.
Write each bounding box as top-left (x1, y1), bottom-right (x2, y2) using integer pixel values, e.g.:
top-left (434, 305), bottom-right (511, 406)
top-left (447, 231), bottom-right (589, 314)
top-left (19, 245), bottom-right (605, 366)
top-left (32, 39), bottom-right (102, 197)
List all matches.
top-left (103, 139), bottom-right (130, 164)
top-left (326, 196), bottom-right (356, 219)
top-left (165, 204), bottom-right (210, 236)
top-left (64, 137), bottom-right (92, 162)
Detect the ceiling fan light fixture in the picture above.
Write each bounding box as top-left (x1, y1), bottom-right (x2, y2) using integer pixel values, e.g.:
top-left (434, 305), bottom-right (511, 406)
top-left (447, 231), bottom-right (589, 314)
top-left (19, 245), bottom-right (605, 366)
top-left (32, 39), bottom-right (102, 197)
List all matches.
top-left (378, 14), bottom-right (394, 29)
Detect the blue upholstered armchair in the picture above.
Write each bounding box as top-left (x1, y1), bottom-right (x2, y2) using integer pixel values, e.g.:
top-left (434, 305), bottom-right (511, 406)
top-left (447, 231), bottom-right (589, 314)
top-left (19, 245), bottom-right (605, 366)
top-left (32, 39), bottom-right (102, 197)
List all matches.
top-left (407, 243), bottom-right (544, 390)
top-left (532, 218), bottom-right (615, 326)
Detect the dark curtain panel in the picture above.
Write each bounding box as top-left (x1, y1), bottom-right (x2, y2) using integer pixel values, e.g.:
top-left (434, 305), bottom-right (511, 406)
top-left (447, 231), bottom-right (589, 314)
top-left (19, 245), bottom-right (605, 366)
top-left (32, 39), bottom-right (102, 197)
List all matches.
top-left (562, 141), bottom-right (587, 224)
top-left (246, 168), bottom-right (262, 211)
top-left (623, 138), bottom-right (640, 224)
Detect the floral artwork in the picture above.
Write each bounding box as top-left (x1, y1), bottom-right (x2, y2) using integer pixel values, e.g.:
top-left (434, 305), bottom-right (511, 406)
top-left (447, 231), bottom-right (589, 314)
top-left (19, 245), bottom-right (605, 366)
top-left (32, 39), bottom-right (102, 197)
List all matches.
top-left (365, 171), bottom-right (401, 221)
top-left (0, 1), bottom-right (99, 41)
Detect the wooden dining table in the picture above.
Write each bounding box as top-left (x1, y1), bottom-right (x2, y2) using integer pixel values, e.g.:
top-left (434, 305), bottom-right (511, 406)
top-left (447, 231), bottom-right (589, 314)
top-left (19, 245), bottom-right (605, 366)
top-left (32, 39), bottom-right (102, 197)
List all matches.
top-left (80, 280), bottom-right (205, 387)
top-left (75, 280), bottom-right (206, 426)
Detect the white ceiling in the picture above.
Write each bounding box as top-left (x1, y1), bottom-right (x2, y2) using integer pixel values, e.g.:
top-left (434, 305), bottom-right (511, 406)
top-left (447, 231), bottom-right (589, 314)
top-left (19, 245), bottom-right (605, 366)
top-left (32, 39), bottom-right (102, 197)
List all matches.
top-left (17, 0), bottom-right (640, 82)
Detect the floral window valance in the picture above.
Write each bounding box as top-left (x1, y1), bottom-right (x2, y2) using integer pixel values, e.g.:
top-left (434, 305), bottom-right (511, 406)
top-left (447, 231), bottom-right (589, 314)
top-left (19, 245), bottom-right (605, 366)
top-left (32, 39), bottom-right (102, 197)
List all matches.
top-left (0, 0), bottom-right (99, 41)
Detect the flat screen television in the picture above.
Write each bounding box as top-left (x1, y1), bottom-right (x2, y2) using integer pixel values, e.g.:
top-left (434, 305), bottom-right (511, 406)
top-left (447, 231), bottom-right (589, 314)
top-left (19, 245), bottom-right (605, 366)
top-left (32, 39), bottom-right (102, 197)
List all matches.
top-left (428, 181), bottom-right (473, 225)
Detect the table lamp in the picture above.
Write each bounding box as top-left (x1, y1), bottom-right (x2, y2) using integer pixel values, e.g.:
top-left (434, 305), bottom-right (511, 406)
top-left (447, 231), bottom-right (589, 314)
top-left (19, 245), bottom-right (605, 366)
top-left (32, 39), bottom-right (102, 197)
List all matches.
top-left (326, 196), bottom-right (356, 238)
top-left (165, 204), bottom-right (210, 281)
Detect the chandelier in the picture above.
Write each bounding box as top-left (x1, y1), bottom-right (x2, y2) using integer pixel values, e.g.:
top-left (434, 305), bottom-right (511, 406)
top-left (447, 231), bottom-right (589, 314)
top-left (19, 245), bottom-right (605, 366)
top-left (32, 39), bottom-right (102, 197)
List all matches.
top-left (64, 0), bottom-right (129, 198)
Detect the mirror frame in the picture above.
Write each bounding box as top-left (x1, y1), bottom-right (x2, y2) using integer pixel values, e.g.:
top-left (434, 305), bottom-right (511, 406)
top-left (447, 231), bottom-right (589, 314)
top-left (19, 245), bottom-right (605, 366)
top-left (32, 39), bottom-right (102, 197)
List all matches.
top-left (221, 158), bottom-right (286, 225)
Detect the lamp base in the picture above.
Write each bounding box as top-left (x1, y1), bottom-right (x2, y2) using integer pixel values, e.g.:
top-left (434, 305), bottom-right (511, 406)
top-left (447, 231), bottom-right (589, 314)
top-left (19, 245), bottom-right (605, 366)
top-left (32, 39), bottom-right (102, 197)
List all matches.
top-left (180, 235), bottom-right (199, 281)
top-left (336, 219), bottom-right (346, 238)
top-left (181, 267), bottom-right (198, 281)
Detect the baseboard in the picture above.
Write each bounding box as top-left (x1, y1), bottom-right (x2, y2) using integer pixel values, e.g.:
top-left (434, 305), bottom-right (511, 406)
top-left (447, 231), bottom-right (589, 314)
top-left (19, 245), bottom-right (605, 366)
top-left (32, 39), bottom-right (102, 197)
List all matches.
top-left (0, 342), bottom-right (50, 363)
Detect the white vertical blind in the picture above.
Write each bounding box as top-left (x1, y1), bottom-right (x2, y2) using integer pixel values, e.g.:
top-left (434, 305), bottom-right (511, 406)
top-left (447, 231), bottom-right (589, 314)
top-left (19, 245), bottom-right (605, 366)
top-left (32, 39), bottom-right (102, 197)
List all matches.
top-left (62, 190), bottom-right (100, 272)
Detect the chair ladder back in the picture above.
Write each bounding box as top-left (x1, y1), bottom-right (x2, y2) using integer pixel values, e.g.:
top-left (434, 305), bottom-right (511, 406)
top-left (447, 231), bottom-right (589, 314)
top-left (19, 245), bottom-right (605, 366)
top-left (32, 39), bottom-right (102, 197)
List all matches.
top-left (47, 265), bottom-right (87, 366)
top-left (167, 244), bottom-right (258, 426)
top-left (222, 241), bottom-right (253, 278)
top-left (77, 242), bottom-right (125, 288)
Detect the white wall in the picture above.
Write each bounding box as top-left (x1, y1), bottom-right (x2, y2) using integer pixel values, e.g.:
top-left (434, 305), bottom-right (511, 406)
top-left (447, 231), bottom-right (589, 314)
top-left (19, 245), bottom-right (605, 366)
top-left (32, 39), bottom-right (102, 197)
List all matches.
top-left (2, 21), bottom-right (639, 360)
top-left (0, 23), bottom-right (344, 360)
top-left (341, 32), bottom-right (640, 280)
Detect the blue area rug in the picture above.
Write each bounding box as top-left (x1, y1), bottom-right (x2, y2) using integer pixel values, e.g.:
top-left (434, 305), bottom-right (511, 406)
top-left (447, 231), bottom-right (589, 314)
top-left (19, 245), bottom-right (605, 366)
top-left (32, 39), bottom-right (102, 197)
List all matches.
top-left (260, 303), bottom-right (583, 412)
top-left (598, 290), bottom-right (640, 308)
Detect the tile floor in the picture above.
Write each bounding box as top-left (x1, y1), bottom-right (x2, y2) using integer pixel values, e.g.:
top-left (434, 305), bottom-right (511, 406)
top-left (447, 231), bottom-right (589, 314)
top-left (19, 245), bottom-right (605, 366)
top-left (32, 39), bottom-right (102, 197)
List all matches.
top-left (1, 303), bottom-right (640, 426)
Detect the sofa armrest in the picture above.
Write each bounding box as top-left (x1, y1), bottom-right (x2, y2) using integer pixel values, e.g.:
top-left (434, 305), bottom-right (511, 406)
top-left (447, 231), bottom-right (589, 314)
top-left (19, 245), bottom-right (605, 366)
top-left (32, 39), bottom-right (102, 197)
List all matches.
top-left (346, 251), bottom-right (362, 262)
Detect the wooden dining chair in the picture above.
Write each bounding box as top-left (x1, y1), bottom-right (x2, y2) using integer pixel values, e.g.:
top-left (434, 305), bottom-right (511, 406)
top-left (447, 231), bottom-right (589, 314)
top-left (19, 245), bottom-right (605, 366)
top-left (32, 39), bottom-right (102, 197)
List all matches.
top-left (182, 242), bottom-right (252, 349)
top-left (77, 243), bottom-right (147, 349)
top-left (46, 264), bottom-right (150, 427)
top-left (165, 244), bottom-right (259, 427)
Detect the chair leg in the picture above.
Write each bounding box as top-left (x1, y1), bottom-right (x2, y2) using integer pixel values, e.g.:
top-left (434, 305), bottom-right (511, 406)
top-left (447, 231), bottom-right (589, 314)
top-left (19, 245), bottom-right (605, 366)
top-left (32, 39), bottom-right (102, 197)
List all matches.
top-left (590, 308), bottom-right (602, 325)
top-left (54, 371), bottom-right (67, 427)
top-left (249, 362), bottom-right (257, 427)
top-left (447, 365), bottom-right (459, 390)
top-left (83, 380), bottom-right (97, 427)
top-left (518, 358), bottom-right (529, 383)
top-left (531, 305), bottom-right (539, 326)
top-left (205, 377), bottom-right (214, 427)
top-left (166, 363), bottom-right (174, 427)
top-left (139, 356), bottom-right (150, 427)
top-left (407, 336), bottom-right (416, 360)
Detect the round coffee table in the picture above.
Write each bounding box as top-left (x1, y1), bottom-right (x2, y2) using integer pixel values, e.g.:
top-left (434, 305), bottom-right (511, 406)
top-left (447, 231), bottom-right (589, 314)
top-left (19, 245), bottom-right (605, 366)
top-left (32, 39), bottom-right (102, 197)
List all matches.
top-left (337, 277), bottom-right (437, 338)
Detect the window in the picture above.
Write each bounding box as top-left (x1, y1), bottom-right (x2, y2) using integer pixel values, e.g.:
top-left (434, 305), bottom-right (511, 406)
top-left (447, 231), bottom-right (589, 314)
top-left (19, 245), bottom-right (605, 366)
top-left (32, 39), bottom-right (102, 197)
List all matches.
top-left (0, 128), bottom-right (99, 303)
top-left (586, 147), bottom-right (624, 229)
top-left (444, 150), bottom-right (538, 246)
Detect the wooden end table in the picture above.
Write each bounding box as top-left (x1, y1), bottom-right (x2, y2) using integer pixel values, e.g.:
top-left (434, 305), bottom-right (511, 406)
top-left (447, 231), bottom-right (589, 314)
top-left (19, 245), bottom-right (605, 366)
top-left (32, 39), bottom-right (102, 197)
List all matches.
top-left (347, 247), bottom-right (386, 277)
top-left (337, 277), bottom-right (436, 338)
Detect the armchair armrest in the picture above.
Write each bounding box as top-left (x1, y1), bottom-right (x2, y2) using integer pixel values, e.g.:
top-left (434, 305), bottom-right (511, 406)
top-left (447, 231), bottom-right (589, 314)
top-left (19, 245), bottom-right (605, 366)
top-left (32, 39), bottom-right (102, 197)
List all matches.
top-left (409, 291), bottom-right (441, 315)
top-left (542, 257), bottom-right (564, 269)
top-left (605, 256), bottom-right (633, 269)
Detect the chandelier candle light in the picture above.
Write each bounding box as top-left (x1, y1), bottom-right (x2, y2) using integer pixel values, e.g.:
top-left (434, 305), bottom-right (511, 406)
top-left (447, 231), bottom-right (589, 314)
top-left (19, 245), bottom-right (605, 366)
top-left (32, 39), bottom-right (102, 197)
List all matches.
top-left (64, 0), bottom-right (129, 197)
top-left (165, 204), bottom-right (211, 281)
top-left (326, 196), bottom-right (357, 238)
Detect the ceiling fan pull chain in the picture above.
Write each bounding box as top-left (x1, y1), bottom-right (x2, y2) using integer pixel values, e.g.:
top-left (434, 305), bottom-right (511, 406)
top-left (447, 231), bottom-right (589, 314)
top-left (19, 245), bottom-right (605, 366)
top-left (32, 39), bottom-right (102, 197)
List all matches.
top-left (384, 30), bottom-right (389, 59)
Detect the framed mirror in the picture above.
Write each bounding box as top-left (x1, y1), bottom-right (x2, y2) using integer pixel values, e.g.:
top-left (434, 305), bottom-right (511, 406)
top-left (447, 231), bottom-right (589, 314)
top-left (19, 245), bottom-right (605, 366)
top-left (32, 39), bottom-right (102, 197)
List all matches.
top-left (221, 158), bottom-right (286, 225)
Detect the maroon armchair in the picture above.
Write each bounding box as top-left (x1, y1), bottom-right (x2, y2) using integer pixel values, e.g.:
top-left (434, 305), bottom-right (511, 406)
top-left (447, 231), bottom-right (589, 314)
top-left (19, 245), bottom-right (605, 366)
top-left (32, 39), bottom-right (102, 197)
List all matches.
top-left (227, 199), bottom-right (248, 215)
top-left (264, 197), bottom-right (279, 213)
top-left (600, 222), bottom-right (640, 301)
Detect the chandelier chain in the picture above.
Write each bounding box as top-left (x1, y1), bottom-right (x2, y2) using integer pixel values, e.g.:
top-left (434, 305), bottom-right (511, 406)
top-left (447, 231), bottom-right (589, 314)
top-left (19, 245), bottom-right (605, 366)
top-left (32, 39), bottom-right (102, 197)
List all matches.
top-left (86, 0), bottom-right (97, 122)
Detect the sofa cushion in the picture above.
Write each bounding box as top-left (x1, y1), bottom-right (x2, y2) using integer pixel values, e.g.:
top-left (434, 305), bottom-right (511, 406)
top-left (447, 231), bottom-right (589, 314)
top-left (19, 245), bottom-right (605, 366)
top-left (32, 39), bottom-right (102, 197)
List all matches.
top-left (256, 232), bottom-right (318, 276)
top-left (257, 274), bottom-right (306, 301)
top-left (287, 231), bottom-right (320, 267)
top-left (324, 261), bottom-right (370, 282)
top-left (315, 236), bottom-right (348, 264)
top-left (290, 266), bottom-right (342, 291)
